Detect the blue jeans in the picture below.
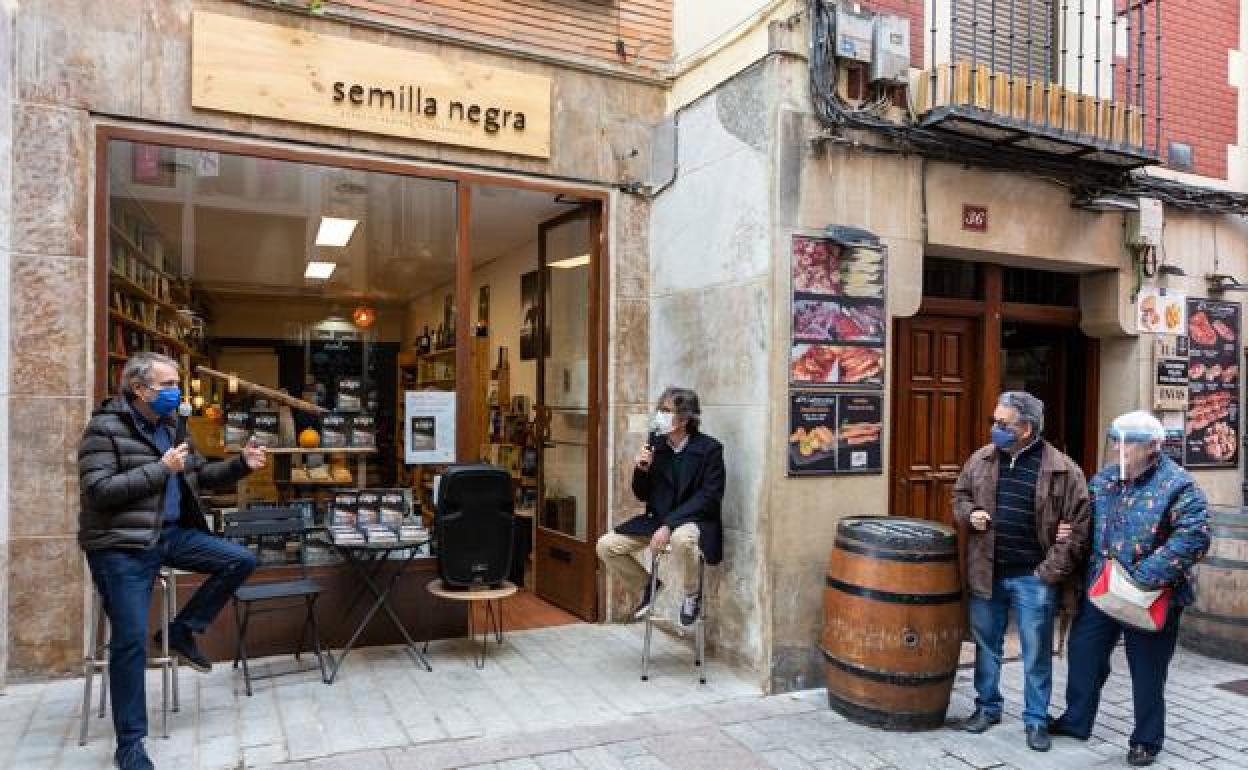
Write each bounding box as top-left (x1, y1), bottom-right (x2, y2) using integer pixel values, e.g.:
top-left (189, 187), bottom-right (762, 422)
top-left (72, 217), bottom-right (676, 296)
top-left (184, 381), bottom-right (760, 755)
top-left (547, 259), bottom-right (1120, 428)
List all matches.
top-left (969, 572), bottom-right (1058, 728)
top-left (85, 525), bottom-right (257, 751)
top-left (1055, 598), bottom-right (1182, 753)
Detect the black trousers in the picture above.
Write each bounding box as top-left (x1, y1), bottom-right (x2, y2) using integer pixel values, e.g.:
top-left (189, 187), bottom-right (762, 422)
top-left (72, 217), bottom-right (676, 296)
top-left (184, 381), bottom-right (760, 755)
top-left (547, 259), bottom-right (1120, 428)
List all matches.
top-left (1055, 597), bottom-right (1183, 753)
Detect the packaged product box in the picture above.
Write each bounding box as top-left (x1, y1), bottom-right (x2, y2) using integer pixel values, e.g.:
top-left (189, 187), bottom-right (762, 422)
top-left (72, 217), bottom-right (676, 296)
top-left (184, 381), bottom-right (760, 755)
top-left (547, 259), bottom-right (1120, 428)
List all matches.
top-left (330, 492), bottom-right (358, 529)
top-left (225, 410), bottom-right (251, 450)
top-left (349, 414), bottom-right (376, 449)
top-left (250, 411), bottom-right (280, 448)
top-left (321, 413), bottom-right (348, 448)
top-left (379, 489), bottom-right (407, 531)
top-left (355, 491), bottom-right (381, 530)
top-left (337, 377), bottom-right (363, 413)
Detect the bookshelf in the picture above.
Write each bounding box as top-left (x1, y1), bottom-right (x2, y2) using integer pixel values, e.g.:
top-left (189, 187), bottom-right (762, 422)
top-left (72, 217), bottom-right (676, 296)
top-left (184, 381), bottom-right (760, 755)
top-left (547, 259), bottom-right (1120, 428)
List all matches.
top-left (107, 202), bottom-right (201, 388)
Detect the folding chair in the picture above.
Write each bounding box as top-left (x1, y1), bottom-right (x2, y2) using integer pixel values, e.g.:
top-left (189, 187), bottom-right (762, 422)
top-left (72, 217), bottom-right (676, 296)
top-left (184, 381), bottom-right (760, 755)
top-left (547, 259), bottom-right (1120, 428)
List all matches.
top-left (224, 506), bottom-right (330, 696)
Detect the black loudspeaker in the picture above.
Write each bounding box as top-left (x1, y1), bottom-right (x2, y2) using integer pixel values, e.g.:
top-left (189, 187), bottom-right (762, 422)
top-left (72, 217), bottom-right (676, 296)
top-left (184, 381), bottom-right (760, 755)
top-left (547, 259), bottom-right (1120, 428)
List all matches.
top-left (435, 464), bottom-right (514, 588)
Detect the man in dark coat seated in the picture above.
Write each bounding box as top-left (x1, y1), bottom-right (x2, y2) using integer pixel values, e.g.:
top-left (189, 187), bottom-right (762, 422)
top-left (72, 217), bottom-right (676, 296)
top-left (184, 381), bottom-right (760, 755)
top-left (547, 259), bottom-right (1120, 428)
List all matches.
top-left (596, 386), bottom-right (725, 626)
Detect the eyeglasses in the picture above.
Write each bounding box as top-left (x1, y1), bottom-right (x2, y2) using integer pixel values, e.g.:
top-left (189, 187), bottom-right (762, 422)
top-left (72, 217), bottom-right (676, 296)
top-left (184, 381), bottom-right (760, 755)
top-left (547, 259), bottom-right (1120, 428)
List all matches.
top-left (987, 417), bottom-right (1019, 430)
top-left (146, 378), bottom-right (180, 389)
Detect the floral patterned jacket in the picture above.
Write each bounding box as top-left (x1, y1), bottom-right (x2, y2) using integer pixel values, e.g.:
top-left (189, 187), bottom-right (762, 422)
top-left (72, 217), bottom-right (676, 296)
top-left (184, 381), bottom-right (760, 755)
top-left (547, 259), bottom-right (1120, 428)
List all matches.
top-left (1087, 455), bottom-right (1211, 607)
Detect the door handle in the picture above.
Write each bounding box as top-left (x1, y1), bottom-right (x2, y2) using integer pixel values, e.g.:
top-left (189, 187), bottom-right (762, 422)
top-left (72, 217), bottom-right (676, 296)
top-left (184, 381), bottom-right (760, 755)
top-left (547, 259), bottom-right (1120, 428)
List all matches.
top-left (928, 471), bottom-right (959, 481)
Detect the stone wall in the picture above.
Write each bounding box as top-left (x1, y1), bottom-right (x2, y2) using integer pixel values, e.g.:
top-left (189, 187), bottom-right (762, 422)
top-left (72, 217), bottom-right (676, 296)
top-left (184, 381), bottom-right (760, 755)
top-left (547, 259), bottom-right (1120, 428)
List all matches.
top-left (0, 0), bottom-right (14, 690)
top-left (645, 61), bottom-right (773, 677)
top-left (3, 0), bottom-right (664, 679)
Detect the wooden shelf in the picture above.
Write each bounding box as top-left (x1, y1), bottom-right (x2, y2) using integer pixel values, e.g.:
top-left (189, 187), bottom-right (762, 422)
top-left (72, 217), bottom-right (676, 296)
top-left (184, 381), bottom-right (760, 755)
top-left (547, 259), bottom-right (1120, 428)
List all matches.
top-left (108, 353), bottom-right (127, 363)
top-left (110, 270), bottom-right (180, 312)
top-left (110, 223), bottom-right (175, 278)
top-left (109, 310), bottom-right (191, 355)
top-left (227, 447), bottom-right (378, 455)
top-left (420, 348), bottom-right (457, 360)
top-left (416, 378), bottom-right (456, 388)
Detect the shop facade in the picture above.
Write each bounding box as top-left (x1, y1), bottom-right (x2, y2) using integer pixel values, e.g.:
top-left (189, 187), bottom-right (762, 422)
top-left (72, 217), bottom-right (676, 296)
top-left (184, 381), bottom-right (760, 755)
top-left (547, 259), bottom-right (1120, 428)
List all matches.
top-left (645, 1), bottom-right (1248, 692)
top-left (3, 0), bottom-right (1246, 699)
top-left (0, 0), bottom-right (675, 684)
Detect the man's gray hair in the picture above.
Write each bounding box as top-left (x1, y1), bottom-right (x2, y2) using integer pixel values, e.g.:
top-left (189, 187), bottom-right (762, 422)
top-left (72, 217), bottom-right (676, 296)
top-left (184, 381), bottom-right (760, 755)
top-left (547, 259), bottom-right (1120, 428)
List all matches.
top-left (658, 386), bottom-right (702, 433)
top-left (119, 352), bottom-right (181, 395)
top-left (997, 391), bottom-right (1044, 435)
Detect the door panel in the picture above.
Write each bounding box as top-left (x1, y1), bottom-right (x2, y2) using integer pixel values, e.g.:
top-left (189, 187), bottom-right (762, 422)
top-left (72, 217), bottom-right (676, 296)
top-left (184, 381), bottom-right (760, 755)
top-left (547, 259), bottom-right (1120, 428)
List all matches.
top-left (892, 316), bottom-right (978, 526)
top-left (534, 205), bottom-right (600, 621)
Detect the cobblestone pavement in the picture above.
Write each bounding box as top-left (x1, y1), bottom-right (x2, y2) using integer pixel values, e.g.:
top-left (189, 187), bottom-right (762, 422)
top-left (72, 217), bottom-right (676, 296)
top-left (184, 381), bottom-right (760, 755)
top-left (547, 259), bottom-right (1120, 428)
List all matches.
top-left (3, 622), bottom-right (1248, 770)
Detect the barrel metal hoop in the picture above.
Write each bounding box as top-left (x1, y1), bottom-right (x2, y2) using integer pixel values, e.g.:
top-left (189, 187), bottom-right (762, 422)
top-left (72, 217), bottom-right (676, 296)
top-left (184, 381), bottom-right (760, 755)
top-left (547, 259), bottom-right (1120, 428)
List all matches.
top-left (825, 576), bottom-right (963, 605)
top-left (1200, 556), bottom-right (1248, 571)
top-left (1187, 608), bottom-right (1248, 628)
top-left (821, 648), bottom-right (956, 686)
top-left (834, 537), bottom-right (958, 563)
top-left (825, 690), bottom-right (946, 730)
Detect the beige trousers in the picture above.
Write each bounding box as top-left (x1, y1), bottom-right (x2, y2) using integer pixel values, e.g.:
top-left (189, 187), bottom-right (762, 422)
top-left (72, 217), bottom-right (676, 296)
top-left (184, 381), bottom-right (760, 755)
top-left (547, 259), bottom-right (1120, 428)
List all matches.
top-left (595, 522), bottom-right (702, 596)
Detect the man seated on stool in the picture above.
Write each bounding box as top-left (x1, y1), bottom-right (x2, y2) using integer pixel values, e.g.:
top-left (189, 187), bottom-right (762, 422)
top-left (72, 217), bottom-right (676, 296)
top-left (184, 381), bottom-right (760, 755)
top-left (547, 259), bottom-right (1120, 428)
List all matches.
top-left (77, 352), bottom-right (267, 770)
top-left (596, 386), bottom-right (725, 626)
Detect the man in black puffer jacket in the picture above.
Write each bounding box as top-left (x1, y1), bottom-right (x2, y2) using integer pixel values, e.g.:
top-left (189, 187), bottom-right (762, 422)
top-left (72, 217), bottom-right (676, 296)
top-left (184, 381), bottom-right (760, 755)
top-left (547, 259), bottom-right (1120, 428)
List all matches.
top-left (79, 352), bottom-right (266, 770)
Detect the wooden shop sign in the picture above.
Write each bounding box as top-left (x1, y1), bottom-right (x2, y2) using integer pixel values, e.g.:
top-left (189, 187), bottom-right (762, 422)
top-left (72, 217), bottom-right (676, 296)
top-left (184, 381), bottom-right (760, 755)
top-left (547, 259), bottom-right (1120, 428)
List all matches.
top-left (191, 12), bottom-right (552, 158)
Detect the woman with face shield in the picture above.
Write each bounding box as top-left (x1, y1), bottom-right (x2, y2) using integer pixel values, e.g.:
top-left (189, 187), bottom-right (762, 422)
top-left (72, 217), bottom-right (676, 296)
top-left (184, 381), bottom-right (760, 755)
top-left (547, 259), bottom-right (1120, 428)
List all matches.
top-left (1050, 411), bottom-right (1211, 767)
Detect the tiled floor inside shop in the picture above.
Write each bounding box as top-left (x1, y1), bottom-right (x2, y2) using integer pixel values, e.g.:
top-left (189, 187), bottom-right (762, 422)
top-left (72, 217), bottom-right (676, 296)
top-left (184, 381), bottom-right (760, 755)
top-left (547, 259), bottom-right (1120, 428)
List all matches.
top-left (7, 621), bottom-right (1248, 770)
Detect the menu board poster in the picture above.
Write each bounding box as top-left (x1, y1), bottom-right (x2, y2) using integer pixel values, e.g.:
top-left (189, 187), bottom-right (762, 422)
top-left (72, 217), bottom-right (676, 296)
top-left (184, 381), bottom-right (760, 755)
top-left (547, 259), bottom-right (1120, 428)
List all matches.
top-left (790, 234), bottom-right (886, 389)
top-left (404, 390), bottom-right (456, 464)
top-left (1184, 299), bottom-right (1240, 468)
top-left (787, 390), bottom-right (883, 476)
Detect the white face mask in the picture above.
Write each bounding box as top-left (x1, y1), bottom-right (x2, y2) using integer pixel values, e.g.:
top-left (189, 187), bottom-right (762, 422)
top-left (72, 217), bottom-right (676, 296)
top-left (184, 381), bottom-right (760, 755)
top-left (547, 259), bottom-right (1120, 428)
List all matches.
top-left (651, 411), bottom-right (675, 435)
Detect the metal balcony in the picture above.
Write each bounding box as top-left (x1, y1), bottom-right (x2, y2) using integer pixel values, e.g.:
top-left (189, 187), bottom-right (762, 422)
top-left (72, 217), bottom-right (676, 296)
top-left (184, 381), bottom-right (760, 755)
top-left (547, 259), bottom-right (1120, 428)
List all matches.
top-left (914, 1), bottom-right (1163, 169)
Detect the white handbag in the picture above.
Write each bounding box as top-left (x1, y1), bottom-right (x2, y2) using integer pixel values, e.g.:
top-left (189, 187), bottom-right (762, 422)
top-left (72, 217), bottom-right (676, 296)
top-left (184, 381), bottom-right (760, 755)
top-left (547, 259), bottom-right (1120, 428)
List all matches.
top-left (1088, 557), bottom-right (1172, 632)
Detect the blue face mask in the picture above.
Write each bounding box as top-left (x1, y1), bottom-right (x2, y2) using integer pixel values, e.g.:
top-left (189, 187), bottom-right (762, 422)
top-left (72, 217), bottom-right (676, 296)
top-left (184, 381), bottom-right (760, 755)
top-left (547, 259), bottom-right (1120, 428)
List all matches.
top-left (149, 386), bottom-right (182, 417)
top-left (990, 425), bottom-right (1017, 450)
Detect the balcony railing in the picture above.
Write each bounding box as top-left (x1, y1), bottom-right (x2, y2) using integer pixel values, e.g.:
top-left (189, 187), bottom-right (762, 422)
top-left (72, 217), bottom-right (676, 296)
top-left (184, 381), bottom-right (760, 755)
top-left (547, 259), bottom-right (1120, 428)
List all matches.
top-left (914, 1), bottom-right (1163, 169)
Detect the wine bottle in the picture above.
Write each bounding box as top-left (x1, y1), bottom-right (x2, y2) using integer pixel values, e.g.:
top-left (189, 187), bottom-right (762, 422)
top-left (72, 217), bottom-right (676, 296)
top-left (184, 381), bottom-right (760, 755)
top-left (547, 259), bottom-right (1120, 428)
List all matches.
top-left (418, 325), bottom-right (431, 354)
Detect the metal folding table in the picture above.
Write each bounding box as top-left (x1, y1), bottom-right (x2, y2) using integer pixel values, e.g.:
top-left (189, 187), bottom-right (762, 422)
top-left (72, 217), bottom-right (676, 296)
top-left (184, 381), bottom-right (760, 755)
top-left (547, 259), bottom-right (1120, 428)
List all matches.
top-left (326, 538), bottom-right (431, 682)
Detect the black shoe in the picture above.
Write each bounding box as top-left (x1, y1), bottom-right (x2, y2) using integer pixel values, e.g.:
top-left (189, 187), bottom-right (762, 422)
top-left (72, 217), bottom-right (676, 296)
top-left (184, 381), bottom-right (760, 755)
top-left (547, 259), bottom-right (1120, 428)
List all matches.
top-left (959, 710), bottom-right (1001, 733)
top-left (155, 626), bottom-right (212, 673)
top-left (1026, 725), bottom-right (1052, 752)
top-left (1127, 744), bottom-right (1158, 767)
top-left (1047, 717), bottom-right (1089, 741)
top-left (679, 592), bottom-right (702, 626)
top-left (115, 741), bottom-right (155, 770)
top-left (632, 579), bottom-right (662, 621)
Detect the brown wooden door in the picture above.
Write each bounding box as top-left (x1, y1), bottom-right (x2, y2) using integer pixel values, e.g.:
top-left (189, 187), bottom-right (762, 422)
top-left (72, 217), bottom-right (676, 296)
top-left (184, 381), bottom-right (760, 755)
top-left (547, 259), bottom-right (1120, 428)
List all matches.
top-left (534, 206), bottom-right (601, 620)
top-left (891, 316), bottom-right (979, 526)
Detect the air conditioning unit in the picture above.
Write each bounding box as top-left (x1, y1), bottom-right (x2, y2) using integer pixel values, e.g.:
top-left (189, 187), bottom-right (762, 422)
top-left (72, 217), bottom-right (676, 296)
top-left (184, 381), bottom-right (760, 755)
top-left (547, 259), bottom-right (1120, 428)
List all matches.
top-left (1127, 197), bottom-right (1163, 247)
top-left (835, 5), bottom-right (874, 63)
top-left (871, 14), bottom-right (911, 84)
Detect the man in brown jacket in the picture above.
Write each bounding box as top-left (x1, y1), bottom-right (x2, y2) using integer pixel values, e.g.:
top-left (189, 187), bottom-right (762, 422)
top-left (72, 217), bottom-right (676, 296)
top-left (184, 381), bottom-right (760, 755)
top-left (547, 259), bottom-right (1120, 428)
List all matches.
top-left (952, 391), bottom-right (1091, 752)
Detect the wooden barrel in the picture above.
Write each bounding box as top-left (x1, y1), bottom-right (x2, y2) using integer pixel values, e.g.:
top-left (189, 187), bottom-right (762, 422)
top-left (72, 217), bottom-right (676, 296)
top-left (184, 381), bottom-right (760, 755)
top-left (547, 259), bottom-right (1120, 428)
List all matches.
top-left (822, 517), bottom-right (965, 730)
top-left (1180, 506), bottom-right (1248, 663)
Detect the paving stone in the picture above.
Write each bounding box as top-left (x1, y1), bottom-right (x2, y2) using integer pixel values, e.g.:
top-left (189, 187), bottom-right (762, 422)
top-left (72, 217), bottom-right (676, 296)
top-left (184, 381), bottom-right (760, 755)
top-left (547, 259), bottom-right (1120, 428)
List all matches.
top-left (534, 753), bottom-right (583, 770)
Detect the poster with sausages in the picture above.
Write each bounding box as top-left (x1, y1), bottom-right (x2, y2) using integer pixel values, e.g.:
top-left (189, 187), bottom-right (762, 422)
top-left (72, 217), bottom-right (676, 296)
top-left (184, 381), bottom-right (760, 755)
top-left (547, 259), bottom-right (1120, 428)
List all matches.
top-left (790, 235), bottom-right (886, 388)
top-left (788, 390), bottom-right (883, 476)
top-left (1184, 299), bottom-right (1240, 468)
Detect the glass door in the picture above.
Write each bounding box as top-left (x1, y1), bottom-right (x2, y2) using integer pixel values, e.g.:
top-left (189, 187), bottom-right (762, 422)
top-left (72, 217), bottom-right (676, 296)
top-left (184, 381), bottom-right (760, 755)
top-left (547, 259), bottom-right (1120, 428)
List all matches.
top-left (534, 206), bottom-right (600, 620)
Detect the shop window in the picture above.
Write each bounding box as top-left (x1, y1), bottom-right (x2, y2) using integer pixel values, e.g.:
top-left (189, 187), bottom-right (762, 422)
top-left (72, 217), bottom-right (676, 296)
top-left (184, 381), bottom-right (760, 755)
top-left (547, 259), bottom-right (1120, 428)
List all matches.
top-left (105, 139), bottom-right (457, 566)
top-left (1003, 266), bottom-right (1079, 307)
top-left (923, 257), bottom-right (983, 300)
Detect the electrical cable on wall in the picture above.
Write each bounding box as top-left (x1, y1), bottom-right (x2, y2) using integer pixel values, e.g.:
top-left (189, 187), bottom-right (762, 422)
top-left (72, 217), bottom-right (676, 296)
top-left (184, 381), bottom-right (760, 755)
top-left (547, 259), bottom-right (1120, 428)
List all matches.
top-left (805, 0), bottom-right (1248, 217)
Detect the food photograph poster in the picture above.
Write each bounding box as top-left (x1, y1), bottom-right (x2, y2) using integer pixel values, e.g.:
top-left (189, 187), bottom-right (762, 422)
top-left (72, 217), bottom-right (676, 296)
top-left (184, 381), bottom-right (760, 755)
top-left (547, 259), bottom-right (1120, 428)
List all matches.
top-left (789, 235), bottom-right (886, 388)
top-left (788, 391), bottom-right (884, 476)
top-left (1184, 299), bottom-right (1240, 468)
